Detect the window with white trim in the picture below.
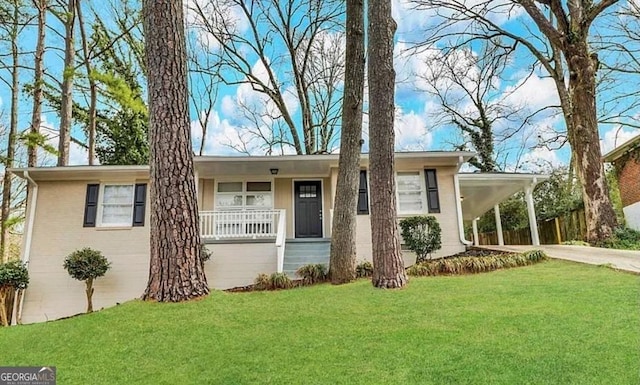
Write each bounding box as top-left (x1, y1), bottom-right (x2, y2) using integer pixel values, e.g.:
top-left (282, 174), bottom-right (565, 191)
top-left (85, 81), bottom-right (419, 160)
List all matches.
top-left (215, 181), bottom-right (273, 209)
top-left (99, 184), bottom-right (135, 226)
top-left (396, 171), bottom-right (426, 214)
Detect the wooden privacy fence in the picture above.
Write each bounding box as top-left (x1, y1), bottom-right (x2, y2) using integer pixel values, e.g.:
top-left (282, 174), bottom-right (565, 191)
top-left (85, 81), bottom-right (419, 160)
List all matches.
top-left (478, 228), bottom-right (531, 246)
top-left (478, 209), bottom-right (587, 246)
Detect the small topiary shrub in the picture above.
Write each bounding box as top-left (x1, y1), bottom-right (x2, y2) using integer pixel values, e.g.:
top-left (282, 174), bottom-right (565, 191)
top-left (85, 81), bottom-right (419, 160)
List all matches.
top-left (399, 216), bottom-right (442, 263)
top-left (355, 261), bottom-right (373, 278)
top-left (296, 264), bottom-right (327, 285)
top-left (406, 250), bottom-right (548, 277)
top-left (63, 248), bottom-right (111, 313)
top-left (0, 260), bottom-right (29, 326)
top-left (269, 272), bottom-right (292, 289)
top-left (254, 273), bottom-right (271, 290)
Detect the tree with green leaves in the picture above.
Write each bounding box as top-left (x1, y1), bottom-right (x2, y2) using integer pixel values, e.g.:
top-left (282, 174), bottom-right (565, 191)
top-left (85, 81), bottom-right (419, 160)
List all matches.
top-left (39, 5), bottom-right (149, 165)
top-left (56, 0), bottom-right (76, 166)
top-left (0, 0), bottom-right (28, 261)
top-left (63, 248), bottom-right (110, 313)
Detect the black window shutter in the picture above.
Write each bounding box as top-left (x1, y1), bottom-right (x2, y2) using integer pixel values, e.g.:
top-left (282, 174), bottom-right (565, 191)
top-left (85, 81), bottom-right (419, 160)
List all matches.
top-left (357, 170), bottom-right (369, 215)
top-left (83, 184), bottom-right (100, 227)
top-left (132, 183), bottom-right (147, 226)
top-left (424, 169), bottom-right (440, 213)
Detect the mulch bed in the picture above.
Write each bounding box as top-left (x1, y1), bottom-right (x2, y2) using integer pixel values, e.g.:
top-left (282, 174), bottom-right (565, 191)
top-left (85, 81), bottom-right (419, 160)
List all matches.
top-left (225, 248), bottom-right (516, 292)
top-left (224, 279), bottom-right (307, 293)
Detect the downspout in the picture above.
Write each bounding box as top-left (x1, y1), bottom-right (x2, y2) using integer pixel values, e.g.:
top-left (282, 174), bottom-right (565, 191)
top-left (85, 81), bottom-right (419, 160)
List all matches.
top-left (454, 156), bottom-right (472, 246)
top-left (14, 171), bottom-right (38, 325)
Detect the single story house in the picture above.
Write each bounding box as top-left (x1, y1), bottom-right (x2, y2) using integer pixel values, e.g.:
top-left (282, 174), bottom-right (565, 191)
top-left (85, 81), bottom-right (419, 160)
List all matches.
top-left (9, 152), bottom-right (546, 324)
top-left (603, 134), bottom-right (640, 230)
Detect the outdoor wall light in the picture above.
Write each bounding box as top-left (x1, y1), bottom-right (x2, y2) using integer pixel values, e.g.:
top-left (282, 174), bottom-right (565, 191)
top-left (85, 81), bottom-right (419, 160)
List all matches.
top-left (270, 168), bottom-right (279, 175)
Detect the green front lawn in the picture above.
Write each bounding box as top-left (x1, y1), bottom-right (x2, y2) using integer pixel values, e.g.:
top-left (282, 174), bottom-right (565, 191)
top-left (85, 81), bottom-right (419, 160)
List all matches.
top-left (1, 260), bottom-right (638, 384)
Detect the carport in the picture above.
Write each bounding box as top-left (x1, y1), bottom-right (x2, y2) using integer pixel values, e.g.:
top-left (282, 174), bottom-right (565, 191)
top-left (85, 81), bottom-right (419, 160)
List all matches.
top-left (457, 173), bottom-right (550, 246)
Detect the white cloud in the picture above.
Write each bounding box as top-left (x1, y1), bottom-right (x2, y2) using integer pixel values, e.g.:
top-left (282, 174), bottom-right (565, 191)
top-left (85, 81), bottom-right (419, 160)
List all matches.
top-left (40, 116), bottom-right (91, 166)
top-left (601, 126), bottom-right (639, 154)
top-left (395, 109), bottom-right (433, 150)
top-left (220, 95), bottom-right (236, 117)
top-left (502, 72), bottom-right (560, 111)
top-left (361, 108), bottom-right (432, 151)
top-left (191, 109), bottom-right (297, 156)
top-left (207, 58), bottom-right (302, 155)
top-left (517, 147), bottom-right (564, 172)
top-left (184, 0), bottom-right (249, 50)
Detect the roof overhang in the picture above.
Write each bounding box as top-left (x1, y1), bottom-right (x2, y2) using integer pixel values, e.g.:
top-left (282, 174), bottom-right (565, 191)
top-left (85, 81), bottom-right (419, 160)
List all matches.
top-left (459, 172), bottom-right (550, 220)
top-left (9, 151), bottom-right (476, 181)
top-left (603, 134), bottom-right (640, 162)
top-left (193, 151), bottom-right (475, 178)
top-left (9, 165), bottom-right (150, 181)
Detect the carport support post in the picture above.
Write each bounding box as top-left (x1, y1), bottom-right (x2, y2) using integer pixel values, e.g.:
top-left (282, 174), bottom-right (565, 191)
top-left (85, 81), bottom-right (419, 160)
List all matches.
top-left (472, 218), bottom-right (479, 246)
top-left (525, 185), bottom-right (540, 246)
top-left (494, 204), bottom-right (504, 246)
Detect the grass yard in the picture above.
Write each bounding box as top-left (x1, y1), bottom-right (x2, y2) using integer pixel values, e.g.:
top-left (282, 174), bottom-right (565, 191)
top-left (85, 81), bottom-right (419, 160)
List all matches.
top-left (1, 260), bottom-right (639, 384)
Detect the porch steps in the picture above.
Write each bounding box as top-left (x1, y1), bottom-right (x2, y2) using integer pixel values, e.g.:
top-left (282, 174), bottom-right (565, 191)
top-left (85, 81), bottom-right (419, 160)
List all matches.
top-left (283, 239), bottom-right (331, 278)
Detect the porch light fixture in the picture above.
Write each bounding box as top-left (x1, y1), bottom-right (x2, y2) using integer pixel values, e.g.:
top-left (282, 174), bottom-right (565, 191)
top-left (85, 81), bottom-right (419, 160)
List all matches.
top-left (270, 168), bottom-right (279, 175)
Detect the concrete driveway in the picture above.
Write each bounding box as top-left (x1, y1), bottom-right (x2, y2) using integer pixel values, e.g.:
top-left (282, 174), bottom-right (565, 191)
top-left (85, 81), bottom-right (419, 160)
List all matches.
top-left (480, 245), bottom-right (640, 273)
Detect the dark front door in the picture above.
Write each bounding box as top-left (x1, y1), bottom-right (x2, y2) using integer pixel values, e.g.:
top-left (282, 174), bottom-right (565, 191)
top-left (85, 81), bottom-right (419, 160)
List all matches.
top-left (294, 181), bottom-right (323, 238)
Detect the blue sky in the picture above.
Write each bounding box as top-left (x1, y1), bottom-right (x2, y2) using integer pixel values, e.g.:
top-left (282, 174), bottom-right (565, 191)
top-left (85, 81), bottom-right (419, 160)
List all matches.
top-left (0, 0), bottom-right (638, 171)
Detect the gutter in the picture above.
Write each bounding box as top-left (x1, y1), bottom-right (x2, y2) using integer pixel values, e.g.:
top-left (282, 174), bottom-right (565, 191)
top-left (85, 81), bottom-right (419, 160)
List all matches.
top-left (454, 157), bottom-right (473, 246)
top-left (13, 170), bottom-right (38, 325)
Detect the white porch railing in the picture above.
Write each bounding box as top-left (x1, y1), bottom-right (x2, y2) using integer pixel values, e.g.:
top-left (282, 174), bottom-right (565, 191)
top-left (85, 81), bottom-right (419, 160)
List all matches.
top-left (275, 210), bottom-right (286, 273)
top-left (200, 209), bottom-right (284, 240)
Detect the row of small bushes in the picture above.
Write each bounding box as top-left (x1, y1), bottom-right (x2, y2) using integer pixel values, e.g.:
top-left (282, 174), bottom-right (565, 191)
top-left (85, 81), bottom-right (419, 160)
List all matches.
top-left (406, 250), bottom-right (548, 277)
top-left (250, 251), bottom-right (547, 291)
top-left (251, 260), bottom-right (374, 291)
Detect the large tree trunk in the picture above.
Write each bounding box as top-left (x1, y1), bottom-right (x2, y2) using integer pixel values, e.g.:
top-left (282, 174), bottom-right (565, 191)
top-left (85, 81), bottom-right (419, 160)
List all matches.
top-left (28, 0), bottom-right (46, 168)
top-left (76, 0), bottom-right (97, 165)
top-left (566, 43), bottom-right (617, 242)
top-left (368, 0), bottom-right (407, 289)
top-left (328, 0), bottom-right (365, 284)
top-left (1, 2), bottom-right (20, 262)
top-left (142, 0), bottom-right (209, 302)
top-left (57, 0), bottom-right (75, 166)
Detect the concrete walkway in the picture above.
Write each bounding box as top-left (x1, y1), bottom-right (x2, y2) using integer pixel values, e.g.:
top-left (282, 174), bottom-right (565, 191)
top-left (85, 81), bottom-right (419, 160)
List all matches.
top-left (479, 245), bottom-right (640, 273)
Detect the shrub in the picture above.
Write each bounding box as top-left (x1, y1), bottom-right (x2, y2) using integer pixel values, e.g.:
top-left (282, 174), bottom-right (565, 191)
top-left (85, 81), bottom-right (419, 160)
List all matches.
top-left (269, 272), bottom-right (292, 289)
top-left (0, 260), bottom-right (29, 326)
top-left (355, 261), bottom-right (373, 278)
top-left (200, 244), bottom-right (213, 263)
top-left (254, 273), bottom-right (271, 290)
top-left (296, 264), bottom-right (327, 285)
top-left (406, 251), bottom-right (548, 277)
top-left (63, 248), bottom-right (111, 313)
top-left (599, 227), bottom-right (640, 250)
top-left (399, 216), bottom-right (442, 263)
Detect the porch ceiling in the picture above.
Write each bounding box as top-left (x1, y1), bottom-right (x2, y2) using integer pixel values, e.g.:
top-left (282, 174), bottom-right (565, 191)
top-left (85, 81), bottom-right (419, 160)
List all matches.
top-left (459, 173), bottom-right (549, 220)
top-left (194, 155), bottom-right (337, 178)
